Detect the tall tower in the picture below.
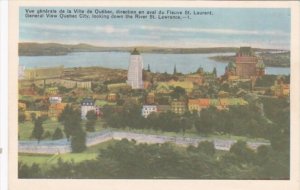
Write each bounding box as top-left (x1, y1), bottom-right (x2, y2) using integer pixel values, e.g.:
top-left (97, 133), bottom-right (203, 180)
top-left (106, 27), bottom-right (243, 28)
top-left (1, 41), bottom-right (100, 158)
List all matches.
top-left (127, 48), bottom-right (144, 89)
top-left (235, 47), bottom-right (258, 79)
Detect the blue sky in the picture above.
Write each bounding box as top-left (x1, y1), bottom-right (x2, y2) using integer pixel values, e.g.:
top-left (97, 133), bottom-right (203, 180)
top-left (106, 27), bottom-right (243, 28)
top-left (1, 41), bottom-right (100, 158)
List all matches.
top-left (20, 8), bottom-right (290, 50)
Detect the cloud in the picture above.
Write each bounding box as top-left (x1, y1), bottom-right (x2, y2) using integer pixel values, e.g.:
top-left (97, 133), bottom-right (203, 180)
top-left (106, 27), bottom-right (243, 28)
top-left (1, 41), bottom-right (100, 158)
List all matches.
top-left (139, 25), bottom-right (289, 37)
top-left (21, 23), bottom-right (129, 34)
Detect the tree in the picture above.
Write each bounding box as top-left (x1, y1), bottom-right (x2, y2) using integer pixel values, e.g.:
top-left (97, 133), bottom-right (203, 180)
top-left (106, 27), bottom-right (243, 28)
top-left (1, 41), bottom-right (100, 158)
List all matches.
top-left (230, 140), bottom-right (255, 163)
top-left (212, 67), bottom-right (217, 76)
top-left (195, 108), bottom-right (216, 135)
top-left (18, 111), bottom-right (26, 123)
top-left (59, 105), bottom-right (82, 140)
top-left (52, 128), bottom-right (64, 140)
top-left (173, 65), bottom-right (177, 75)
top-left (197, 141), bottom-right (215, 156)
top-left (30, 112), bottom-right (37, 122)
top-left (86, 110), bottom-right (97, 132)
top-left (31, 117), bottom-right (44, 143)
top-left (71, 128), bottom-right (86, 153)
top-left (170, 86), bottom-right (186, 99)
top-left (147, 64), bottom-right (151, 72)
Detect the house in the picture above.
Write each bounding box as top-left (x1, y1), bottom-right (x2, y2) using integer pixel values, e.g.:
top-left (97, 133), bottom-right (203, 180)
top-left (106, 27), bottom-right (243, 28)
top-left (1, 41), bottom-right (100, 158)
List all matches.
top-left (171, 100), bottom-right (187, 115)
top-left (219, 98), bottom-right (248, 109)
top-left (142, 105), bottom-right (158, 118)
top-left (76, 81), bottom-right (92, 89)
top-left (49, 96), bottom-right (62, 104)
top-left (188, 99), bottom-right (210, 112)
top-left (107, 93), bottom-right (118, 102)
top-left (48, 103), bottom-right (67, 120)
top-left (81, 98), bottom-right (95, 120)
top-left (45, 87), bottom-right (58, 95)
top-left (60, 79), bottom-right (77, 88)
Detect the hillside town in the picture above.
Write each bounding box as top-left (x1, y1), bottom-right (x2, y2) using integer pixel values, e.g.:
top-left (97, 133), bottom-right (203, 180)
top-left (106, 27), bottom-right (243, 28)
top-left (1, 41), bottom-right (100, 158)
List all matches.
top-left (18, 46), bottom-right (290, 180)
top-left (18, 47), bottom-right (289, 124)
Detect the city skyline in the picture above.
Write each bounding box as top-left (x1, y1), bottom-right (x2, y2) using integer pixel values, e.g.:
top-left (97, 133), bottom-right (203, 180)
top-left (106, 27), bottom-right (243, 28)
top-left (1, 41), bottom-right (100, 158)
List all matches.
top-left (20, 8), bottom-right (290, 50)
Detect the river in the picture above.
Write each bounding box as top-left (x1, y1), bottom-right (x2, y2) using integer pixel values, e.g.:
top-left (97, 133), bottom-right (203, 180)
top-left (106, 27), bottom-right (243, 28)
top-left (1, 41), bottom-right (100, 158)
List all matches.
top-left (19, 52), bottom-right (290, 77)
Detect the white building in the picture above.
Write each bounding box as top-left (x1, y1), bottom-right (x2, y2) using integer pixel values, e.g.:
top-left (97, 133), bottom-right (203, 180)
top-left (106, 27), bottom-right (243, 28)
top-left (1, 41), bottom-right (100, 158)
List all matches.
top-left (81, 98), bottom-right (95, 120)
top-left (49, 96), bottom-right (62, 104)
top-left (142, 105), bottom-right (157, 118)
top-left (127, 48), bottom-right (144, 89)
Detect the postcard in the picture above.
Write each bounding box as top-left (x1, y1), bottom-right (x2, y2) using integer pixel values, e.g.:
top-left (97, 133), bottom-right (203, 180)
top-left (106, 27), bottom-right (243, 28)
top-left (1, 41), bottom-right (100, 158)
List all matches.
top-left (8, 1), bottom-right (300, 190)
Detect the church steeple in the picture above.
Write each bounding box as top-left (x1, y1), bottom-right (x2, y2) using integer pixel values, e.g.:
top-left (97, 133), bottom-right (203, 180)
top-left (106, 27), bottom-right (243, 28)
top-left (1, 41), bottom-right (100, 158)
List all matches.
top-left (131, 48), bottom-right (140, 55)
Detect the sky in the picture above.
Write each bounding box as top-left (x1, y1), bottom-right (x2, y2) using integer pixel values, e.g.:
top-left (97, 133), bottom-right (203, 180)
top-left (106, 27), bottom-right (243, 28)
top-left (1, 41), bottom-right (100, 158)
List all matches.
top-left (20, 8), bottom-right (291, 50)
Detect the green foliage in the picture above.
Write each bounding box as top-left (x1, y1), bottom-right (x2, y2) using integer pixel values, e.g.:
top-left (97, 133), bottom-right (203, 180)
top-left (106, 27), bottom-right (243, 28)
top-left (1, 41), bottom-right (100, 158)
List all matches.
top-left (52, 128), bottom-right (64, 140)
top-left (230, 140), bottom-right (255, 163)
top-left (59, 105), bottom-right (82, 140)
top-left (255, 75), bottom-right (277, 87)
top-left (43, 131), bottom-right (52, 139)
top-left (31, 117), bottom-right (44, 142)
top-left (19, 139), bottom-right (289, 179)
top-left (86, 110), bottom-right (97, 132)
top-left (59, 105), bottom-right (86, 152)
top-left (18, 162), bottom-right (42, 178)
top-left (170, 86), bottom-right (186, 99)
top-left (71, 128), bottom-right (87, 153)
top-left (18, 111), bottom-right (26, 123)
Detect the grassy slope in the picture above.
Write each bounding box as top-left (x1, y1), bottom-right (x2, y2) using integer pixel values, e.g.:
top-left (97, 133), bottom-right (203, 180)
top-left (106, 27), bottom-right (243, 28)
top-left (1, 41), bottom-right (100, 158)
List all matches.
top-left (19, 140), bottom-right (117, 169)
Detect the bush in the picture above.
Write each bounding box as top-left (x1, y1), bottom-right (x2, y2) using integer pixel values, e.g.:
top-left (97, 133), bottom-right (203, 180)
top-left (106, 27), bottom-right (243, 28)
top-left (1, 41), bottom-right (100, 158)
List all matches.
top-left (52, 128), bottom-right (64, 140)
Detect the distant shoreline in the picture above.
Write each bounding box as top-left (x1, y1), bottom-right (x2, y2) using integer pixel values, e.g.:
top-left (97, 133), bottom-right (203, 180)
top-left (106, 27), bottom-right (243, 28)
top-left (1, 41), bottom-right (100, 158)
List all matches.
top-left (18, 42), bottom-right (290, 68)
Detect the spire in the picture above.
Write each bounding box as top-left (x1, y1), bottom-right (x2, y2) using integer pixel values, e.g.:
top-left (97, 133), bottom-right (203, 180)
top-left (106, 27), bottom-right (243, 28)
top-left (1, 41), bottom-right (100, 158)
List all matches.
top-left (173, 65), bottom-right (177, 75)
top-left (131, 48), bottom-right (140, 55)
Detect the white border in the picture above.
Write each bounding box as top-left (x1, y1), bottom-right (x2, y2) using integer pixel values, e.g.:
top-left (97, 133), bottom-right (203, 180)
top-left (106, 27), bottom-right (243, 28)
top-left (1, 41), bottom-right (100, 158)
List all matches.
top-left (0, 1), bottom-right (8, 190)
top-left (7, 1), bottom-right (300, 190)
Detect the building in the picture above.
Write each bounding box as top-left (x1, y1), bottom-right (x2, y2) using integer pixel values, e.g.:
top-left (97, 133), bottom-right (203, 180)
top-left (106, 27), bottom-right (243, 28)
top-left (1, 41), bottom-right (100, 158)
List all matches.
top-left (142, 105), bottom-right (158, 118)
top-left (188, 98), bottom-right (248, 112)
top-left (219, 98), bottom-right (248, 109)
top-left (24, 66), bottom-right (64, 80)
top-left (107, 93), bottom-right (118, 102)
top-left (48, 103), bottom-right (67, 120)
top-left (156, 81), bottom-right (194, 94)
top-left (49, 96), bottom-right (62, 104)
top-left (76, 81), bottom-right (92, 89)
top-left (188, 99), bottom-right (210, 112)
top-left (183, 74), bottom-right (203, 85)
top-left (45, 87), bottom-right (59, 95)
top-left (60, 79), bottom-right (77, 88)
top-left (171, 100), bottom-right (187, 114)
top-left (60, 79), bottom-right (92, 89)
top-left (157, 105), bottom-right (171, 113)
top-left (127, 48), bottom-right (144, 89)
top-left (272, 78), bottom-right (290, 97)
top-left (146, 92), bottom-right (155, 104)
top-left (81, 98), bottom-right (95, 120)
top-left (107, 83), bottom-right (131, 92)
top-left (236, 47), bottom-right (257, 78)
